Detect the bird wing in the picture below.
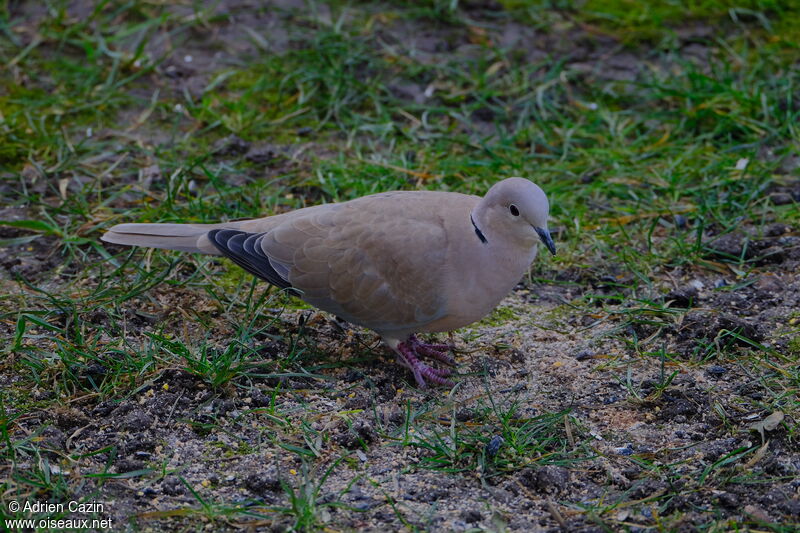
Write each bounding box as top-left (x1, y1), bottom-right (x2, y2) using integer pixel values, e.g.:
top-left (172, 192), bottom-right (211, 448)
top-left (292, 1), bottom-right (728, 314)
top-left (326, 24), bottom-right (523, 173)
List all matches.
top-left (211, 192), bottom-right (459, 333)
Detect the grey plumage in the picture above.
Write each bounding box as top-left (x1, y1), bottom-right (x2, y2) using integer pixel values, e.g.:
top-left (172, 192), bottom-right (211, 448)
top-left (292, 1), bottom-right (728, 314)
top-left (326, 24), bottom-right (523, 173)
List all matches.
top-left (101, 177), bottom-right (555, 387)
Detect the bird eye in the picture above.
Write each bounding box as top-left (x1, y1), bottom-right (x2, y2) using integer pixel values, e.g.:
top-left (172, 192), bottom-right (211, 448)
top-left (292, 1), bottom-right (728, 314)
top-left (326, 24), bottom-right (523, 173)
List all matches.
top-left (509, 204), bottom-right (520, 216)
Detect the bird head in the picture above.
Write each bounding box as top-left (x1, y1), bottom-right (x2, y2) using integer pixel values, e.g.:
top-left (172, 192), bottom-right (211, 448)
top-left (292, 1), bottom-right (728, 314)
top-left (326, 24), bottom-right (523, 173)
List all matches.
top-left (477, 177), bottom-right (556, 255)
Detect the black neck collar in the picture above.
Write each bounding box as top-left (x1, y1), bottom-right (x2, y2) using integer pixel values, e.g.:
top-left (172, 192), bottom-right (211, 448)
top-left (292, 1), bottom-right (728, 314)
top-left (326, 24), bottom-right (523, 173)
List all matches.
top-left (470, 214), bottom-right (487, 244)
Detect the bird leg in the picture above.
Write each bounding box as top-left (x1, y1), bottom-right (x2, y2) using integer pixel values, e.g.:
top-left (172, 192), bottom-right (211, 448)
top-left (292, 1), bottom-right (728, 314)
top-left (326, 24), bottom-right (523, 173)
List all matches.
top-left (407, 334), bottom-right (456, 366)
top-left (395, 341), bottom-right (454, 388)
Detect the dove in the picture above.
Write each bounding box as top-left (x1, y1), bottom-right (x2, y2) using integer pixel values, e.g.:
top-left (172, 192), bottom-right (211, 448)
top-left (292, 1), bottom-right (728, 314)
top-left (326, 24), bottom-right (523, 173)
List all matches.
top-left (101, 177), bottom-right (556, 387)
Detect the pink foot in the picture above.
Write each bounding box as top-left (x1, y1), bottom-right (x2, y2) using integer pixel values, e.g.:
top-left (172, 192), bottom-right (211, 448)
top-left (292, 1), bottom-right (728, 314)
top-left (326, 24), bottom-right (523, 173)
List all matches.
top-left (395, 339), bottom-right (454, 388)
top-left (409, 335), bottom-right (456, 366)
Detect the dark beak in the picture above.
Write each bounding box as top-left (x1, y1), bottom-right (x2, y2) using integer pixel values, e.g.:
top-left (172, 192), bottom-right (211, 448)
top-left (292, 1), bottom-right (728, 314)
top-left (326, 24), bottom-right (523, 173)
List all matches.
top-left (535, 227), bottom-right (556, 256)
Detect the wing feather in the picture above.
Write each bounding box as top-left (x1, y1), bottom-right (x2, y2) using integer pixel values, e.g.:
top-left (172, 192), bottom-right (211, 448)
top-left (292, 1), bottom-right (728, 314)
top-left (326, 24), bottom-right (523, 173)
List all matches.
top-left (210, 193), bottom-right (455, 333)
top-left (207, 229), bottom-right (296, 292)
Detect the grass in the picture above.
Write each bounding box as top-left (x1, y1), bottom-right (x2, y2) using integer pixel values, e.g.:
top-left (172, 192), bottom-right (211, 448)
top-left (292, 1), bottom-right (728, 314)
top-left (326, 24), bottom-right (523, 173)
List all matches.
top-left (1, 0), bottom-right (799, 530)
top-left (407, 399), bottom-right (590, 475)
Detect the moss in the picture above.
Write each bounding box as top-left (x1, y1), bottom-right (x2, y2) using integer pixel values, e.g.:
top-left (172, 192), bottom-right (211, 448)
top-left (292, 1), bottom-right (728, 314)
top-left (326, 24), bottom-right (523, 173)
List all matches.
top-left (480, 306), bottom-right (520, 327)
top-left (210, 266), bottom-right (313, 314)
top-left (211, 265), bottom-right (254, 291)
top-left (788, 335), bottom-right (800, 356)
top-left (280, 294), bottom-right (314, 311)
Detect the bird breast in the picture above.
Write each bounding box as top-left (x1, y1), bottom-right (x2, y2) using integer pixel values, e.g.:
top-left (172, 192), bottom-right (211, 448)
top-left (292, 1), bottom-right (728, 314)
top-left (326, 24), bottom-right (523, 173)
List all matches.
top-left (420, 219), bottom-right (539, 333)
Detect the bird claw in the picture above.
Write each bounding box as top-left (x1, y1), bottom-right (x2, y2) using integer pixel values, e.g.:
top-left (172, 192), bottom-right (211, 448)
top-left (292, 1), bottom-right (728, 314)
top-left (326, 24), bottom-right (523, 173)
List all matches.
top-left (395, 337), bottom-right (456, 388)
top-left (408, 335), bottom-right (456, 366)
top-left (414, 344), bottom-right (456, 366)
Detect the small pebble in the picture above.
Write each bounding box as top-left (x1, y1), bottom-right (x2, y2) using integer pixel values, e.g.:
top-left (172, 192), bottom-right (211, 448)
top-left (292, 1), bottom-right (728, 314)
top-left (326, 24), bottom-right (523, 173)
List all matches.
top-left (486, 435), bottom-right (505, 458)
top-left (462, 509), bottom-right (482, 523)
top-left (769, 193), bottom-right (793, 205)
top-left (614, 443), bottom-right (634, 456)
top-left (707, 365), bottom-right (727, 375)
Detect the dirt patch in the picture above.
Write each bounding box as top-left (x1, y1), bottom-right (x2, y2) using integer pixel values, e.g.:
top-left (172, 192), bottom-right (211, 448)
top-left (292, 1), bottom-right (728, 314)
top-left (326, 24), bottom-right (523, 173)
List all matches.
top-left (2, 1), bottom-right (800, 531)
top-left (6, 237), bottom-right (798, 529)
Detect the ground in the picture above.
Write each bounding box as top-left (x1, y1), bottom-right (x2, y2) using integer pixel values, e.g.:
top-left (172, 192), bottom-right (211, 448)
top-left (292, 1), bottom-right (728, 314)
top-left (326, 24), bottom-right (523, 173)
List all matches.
top-left (1, 1), bottom-right (799, 532)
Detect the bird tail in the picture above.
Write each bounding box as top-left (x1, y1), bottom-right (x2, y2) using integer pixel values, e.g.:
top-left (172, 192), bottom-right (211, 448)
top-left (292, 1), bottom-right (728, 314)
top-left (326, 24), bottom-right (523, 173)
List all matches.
top-left (101, 222), bottom-right (244, 255)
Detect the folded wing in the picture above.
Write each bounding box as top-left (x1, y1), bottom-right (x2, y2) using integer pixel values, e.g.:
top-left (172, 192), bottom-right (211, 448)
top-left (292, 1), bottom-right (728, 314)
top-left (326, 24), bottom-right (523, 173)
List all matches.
top-left (212, 195), bottom-right (450, 333)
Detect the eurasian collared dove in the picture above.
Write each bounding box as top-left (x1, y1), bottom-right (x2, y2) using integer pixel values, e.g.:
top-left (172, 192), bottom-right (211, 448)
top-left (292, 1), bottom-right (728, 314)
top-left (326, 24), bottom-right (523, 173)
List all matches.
top-left (101, 177), bottom-right (555, 387)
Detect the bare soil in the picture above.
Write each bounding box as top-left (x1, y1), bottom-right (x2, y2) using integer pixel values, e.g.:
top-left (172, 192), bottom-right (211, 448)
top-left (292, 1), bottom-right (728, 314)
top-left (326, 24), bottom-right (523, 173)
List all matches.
top-left (2, 1), bottom-right (799, 531)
